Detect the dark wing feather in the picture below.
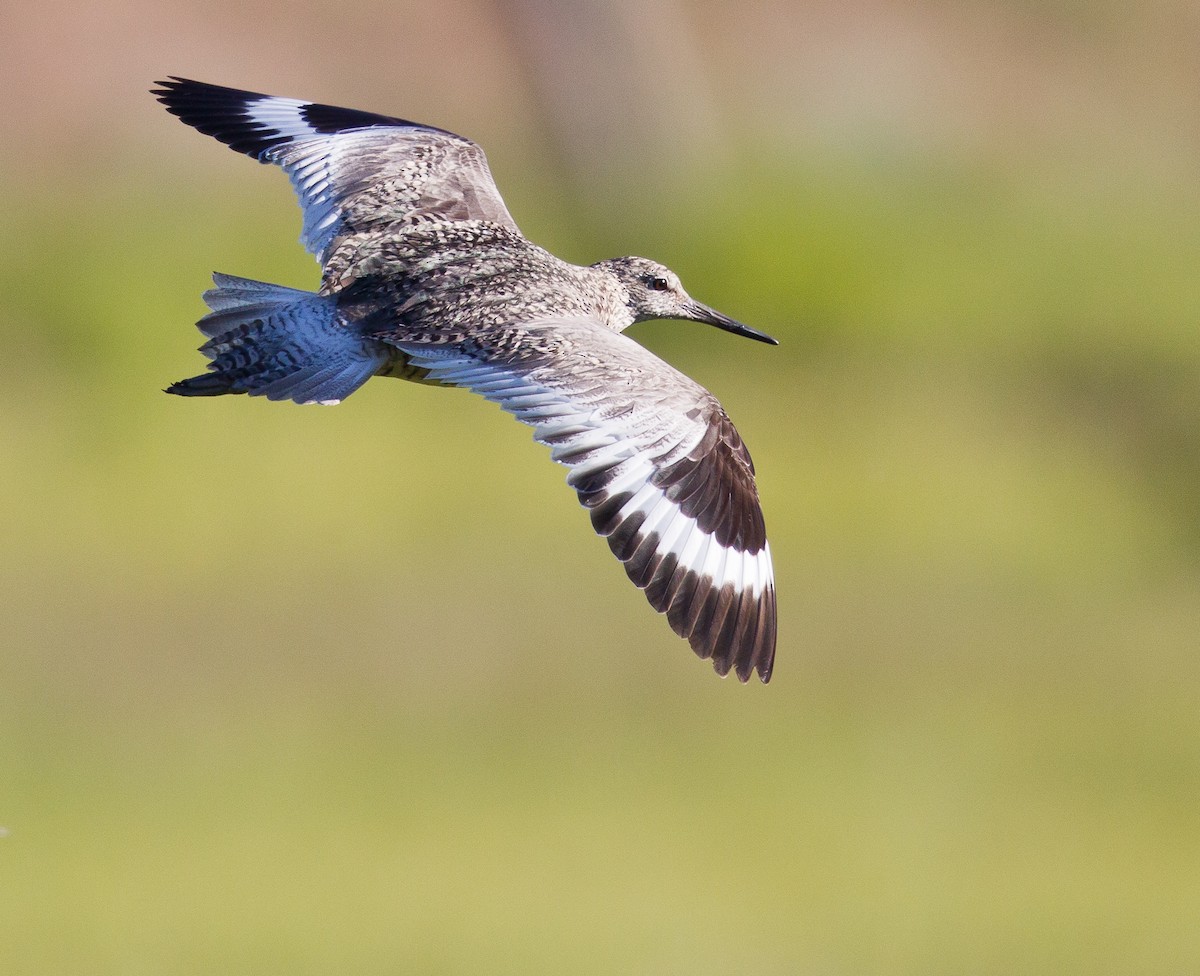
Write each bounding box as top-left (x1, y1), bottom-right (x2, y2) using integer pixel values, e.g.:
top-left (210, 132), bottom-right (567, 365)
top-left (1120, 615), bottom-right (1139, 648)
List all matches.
top-left (389, 317), bottom-right (776, 683)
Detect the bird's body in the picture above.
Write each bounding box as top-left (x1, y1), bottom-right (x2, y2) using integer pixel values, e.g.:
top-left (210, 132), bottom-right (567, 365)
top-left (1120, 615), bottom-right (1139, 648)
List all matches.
top-left (155, 78), bottom-right (778, 682)
top-left (332, 221), bottom-right (633, 339)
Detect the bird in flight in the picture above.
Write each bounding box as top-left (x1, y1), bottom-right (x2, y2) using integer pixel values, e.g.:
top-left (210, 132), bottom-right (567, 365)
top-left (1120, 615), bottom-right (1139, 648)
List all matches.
top-left (154, 78), bottom-right (777, 682)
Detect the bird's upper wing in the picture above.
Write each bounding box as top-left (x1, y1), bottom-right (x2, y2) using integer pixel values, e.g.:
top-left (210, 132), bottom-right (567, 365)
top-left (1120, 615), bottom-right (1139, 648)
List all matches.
top-left (385, 317), bottom-right (776, 682)
top-left (153, 78), bottom-right (519, 263)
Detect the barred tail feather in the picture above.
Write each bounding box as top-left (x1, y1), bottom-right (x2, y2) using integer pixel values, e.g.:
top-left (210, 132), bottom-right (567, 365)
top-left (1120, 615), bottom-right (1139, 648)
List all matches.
top-left (167, 273), bottom-right (390, 404)
top-left (199, 272), bottom-right (314, 316)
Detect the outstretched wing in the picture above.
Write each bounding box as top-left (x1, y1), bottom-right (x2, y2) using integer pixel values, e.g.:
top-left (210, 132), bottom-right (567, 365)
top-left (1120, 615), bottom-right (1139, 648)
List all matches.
top-left (387, 317), bottom-right (776, 683)
top-left (152, 78), bottom-right (519, 262)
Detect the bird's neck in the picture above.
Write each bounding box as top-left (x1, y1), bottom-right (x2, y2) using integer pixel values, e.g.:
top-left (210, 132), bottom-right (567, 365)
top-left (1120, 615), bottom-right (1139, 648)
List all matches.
top-left (585, 265), bottom-right (637, 333)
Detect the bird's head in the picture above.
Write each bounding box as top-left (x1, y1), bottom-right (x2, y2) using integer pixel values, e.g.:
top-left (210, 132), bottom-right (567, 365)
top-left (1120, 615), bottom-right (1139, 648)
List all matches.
top-left (594, 256), bottom-right (777, 345)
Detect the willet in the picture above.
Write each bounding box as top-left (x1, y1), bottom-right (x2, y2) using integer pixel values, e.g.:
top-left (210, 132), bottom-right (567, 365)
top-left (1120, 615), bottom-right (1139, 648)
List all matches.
top-left (154, 78), bottom-right (777, 682)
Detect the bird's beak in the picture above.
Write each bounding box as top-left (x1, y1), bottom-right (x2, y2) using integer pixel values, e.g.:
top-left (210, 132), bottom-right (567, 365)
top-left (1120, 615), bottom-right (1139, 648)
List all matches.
top-left (689, 301), bottom-right (779, 345)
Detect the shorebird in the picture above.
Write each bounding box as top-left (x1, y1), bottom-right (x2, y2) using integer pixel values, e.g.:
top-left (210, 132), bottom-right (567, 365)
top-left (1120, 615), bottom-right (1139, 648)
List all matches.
top-left (154, 78), bottom-right (777, 682)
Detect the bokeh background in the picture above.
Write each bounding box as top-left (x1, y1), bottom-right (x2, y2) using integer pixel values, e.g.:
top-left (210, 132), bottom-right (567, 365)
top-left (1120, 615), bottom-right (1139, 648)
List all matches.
top-left (3, 1), bottom-right (1199, 972)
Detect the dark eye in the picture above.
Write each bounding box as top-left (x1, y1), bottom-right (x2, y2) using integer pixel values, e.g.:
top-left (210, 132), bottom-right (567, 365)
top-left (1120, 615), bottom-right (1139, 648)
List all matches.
top-left (646, 275), bottom-right (670, 292)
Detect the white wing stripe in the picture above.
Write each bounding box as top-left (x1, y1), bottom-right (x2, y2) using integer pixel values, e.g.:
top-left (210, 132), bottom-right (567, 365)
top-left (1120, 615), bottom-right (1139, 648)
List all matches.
top-left (637, 493), bottom-right (681, 543)
top-left (550, 431), bottom-right (623, 464)
top-left (632, 494), bottom-right (772, 600)
top-left (244, 97), bottom-right (316, 138)
top-left (672, 518), bottom-right (711, 585)
top-left (614, 481), bottom-right (662, 523)
top-left (568, 455), bottom-right (653, 496)
top-left (654, 504), bottom-right (692, 563)
top-left (699, 528), bottom-right (727, 590)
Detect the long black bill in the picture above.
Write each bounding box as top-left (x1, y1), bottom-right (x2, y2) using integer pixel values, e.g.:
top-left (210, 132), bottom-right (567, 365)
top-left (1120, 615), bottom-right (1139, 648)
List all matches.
top-left (689, 301), bottom-right (779, 345)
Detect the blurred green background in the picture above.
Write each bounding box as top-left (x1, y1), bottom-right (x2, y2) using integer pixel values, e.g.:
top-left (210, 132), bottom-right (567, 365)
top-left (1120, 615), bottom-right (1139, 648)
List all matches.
top-left (3, 1), bottom-right (1199, 972)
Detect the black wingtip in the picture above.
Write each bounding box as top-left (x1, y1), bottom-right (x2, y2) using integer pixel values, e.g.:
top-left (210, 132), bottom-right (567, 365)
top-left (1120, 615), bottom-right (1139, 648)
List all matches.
top-left (152, 77), bottom-right (293, 158)
top-left (151, 76), bottom-right (254, 108)
top-left (165, 373), bottom-right (240, 397)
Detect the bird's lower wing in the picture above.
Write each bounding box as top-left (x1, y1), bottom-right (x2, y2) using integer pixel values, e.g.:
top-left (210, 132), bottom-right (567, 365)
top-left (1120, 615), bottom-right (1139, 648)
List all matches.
top-left (389, 317), bottom-right (776, 682)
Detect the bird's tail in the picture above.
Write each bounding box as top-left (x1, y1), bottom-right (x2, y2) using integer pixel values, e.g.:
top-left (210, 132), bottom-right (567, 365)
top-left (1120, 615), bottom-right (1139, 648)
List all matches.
top-left (166, 273), bottom-right (391, 404)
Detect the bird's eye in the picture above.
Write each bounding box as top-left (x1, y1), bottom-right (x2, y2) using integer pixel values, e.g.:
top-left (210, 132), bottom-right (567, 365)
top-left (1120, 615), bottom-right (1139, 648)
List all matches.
top-left (646, 276), bottom-right (670, 292)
